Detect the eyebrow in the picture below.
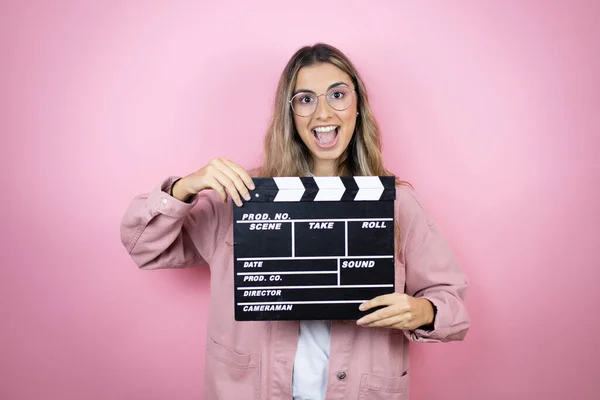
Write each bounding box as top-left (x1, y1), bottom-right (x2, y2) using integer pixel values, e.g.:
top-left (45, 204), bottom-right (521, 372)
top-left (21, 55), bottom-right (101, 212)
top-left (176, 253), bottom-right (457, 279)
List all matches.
top-left (293, 81), bottom-right (351, 96)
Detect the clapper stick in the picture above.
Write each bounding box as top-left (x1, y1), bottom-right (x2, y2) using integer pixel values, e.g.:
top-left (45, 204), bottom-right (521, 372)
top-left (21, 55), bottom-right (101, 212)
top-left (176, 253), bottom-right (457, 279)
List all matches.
top-left (232, 176), bottom-right (396, 321)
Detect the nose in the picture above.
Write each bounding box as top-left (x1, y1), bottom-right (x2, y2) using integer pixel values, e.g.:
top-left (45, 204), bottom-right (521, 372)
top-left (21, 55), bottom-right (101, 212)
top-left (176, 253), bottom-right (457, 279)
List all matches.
top-left (314, 94), bottom-right (333, 120)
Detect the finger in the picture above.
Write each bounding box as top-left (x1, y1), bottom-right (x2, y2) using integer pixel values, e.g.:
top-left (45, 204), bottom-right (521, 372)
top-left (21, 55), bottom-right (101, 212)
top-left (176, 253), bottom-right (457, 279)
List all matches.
top-left (205, 176), bottom-right (227, 203)
top-left (212, 159), bottom-right (251, 201)
top-left (359, 293), bottom-right (405, 311)
top-left (362, 314), bottom-right (409, 329)
top-left (212, 169), bottom-right (243, 207)
top-left (356, 304), bottom-right (402, 326)
top-left (221, 159), bottom-right (255, 191)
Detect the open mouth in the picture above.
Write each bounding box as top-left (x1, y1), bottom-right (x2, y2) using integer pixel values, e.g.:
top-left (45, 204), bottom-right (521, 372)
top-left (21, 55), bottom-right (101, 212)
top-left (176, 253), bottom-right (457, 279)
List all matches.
top-left (312, 125), bottom-right (339, 149)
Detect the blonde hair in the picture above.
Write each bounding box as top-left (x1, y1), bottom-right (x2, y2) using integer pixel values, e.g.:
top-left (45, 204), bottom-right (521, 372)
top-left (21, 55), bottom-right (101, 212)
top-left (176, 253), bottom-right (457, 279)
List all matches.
top-left (260, 43), bottom-right (409, 256)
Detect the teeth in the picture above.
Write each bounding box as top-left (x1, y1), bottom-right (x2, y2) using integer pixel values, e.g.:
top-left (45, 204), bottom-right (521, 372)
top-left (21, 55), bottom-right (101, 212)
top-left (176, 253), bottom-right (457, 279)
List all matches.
top-left (313, 126), bottom-right (338, 133)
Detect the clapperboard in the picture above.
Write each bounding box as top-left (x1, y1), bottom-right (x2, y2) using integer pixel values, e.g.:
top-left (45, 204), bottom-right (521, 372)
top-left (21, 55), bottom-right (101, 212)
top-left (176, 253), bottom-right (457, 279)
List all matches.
top-left (233, 176), bottom-right (396, 321)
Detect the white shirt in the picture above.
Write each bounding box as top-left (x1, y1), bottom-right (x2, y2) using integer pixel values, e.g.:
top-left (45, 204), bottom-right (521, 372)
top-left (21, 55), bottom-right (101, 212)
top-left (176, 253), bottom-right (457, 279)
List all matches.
top-left (292, 320), bottom-right (331, 400)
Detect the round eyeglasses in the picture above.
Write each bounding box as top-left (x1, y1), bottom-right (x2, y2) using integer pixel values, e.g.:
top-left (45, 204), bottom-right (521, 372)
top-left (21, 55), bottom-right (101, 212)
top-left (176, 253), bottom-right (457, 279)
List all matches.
top-left (289, 85), bottom-right (356, 117)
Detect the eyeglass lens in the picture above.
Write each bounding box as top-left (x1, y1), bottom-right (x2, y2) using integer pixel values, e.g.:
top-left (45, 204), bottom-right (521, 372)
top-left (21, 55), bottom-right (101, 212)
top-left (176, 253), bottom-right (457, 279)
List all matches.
top-left (291, 86), bottom-right (353, 116)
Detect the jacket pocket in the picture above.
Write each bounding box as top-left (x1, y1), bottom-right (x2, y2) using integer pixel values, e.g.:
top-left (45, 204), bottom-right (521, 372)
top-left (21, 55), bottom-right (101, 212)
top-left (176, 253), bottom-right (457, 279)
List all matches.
top-left (358, 371), bottom-right (409, 400)
top-left (204, 336), bottom-right (261, 400)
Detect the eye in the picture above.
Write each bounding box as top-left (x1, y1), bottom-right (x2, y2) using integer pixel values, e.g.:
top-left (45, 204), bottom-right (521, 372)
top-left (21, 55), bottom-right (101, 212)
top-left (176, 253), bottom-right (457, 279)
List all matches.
top-left (331, 91), bottom-right (345, 100)
top-left (293, 93), bottom-right (315, 106)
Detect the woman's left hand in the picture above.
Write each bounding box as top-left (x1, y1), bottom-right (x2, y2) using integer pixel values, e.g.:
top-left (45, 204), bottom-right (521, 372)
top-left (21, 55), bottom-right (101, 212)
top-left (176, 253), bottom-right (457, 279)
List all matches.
top-left (356, 293), bottom-right (435, 331)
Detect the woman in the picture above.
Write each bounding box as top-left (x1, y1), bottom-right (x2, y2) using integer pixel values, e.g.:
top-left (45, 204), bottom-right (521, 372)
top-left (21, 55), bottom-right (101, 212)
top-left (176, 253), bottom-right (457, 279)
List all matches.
top-left (120, 43), bottom-right (469, 400)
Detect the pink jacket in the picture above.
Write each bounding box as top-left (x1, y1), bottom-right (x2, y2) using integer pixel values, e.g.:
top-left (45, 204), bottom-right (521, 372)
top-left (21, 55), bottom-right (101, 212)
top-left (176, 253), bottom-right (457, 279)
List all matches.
top-left (120, 176), bottom-right (470, 400)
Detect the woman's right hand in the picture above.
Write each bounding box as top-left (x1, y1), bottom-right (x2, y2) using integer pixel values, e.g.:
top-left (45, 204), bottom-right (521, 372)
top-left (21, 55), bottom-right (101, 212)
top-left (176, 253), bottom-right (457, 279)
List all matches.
top-left (171, 158), bottom-right (255, 207)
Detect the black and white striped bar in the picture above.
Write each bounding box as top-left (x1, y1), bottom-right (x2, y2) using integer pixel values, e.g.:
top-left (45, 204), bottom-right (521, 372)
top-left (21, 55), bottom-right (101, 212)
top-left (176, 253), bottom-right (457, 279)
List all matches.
top-left (233, 176), bottom-right (396, 321)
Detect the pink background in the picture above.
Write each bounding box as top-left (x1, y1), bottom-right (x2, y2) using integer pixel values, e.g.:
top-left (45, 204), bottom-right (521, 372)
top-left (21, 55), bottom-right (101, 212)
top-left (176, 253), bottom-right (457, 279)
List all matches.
top-left (1, 1), bottom-right (599, 399)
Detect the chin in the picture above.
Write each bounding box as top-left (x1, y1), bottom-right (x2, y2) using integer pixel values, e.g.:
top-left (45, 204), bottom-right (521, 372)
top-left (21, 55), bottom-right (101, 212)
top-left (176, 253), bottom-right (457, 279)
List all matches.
top-left (312, 148), bottom-right (345, 160)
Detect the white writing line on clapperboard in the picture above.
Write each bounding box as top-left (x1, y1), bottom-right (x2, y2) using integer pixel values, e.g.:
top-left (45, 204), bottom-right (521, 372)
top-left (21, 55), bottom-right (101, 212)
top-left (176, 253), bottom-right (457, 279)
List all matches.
top-left (239, 300), bottom-right (366, 305)
top-left (344, 222), bottom-right (348, 257)
top-left (238, 255), bottom-right (393, 261)
top-left (237, 217), bottom-right (393, 223)
top-left (291, 220), bottom-right (295, 257)
top-left (238, 271), bottom-right (337, 275)
top-left (238, 284), bottom-right (393, 290)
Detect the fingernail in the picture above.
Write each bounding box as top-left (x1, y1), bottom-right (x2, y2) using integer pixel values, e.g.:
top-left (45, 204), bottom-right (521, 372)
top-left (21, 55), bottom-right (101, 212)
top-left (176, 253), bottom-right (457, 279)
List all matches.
top-left (356, 318), bottom-right (364, 325)
top-left (359, 302), bottom-right (366, 311)
top-left (250, 184), bottom-right (255, 190)
top-left (244, 193), bottom-right (251, 201)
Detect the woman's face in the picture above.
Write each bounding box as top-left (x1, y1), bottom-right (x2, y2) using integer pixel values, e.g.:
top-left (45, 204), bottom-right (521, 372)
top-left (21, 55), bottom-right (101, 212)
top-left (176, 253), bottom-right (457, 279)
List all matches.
top-left (292, 62), bottom-right (358, 172)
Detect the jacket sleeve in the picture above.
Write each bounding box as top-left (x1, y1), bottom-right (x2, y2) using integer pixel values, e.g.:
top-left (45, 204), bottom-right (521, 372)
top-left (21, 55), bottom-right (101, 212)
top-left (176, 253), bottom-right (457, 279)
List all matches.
top-left (397, 187), bottom-right (470, 343)
top-left (120, 176), bottom-right (226, 270)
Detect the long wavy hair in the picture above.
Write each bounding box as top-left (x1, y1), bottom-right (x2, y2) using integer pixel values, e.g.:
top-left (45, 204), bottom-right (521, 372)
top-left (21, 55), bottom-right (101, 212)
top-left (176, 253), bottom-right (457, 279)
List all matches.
top-left (259, 43), bottom-right (408, 257)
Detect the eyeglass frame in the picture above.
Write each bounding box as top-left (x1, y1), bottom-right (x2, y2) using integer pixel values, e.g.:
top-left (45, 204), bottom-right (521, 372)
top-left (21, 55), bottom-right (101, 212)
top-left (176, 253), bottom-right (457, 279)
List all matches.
top-left (288, 83), bottom-right (357, 117)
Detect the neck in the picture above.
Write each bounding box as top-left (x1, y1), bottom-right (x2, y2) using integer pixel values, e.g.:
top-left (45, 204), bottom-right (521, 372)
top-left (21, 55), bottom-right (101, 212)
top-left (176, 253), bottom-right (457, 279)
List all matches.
top-left (311, 159), bottom-right (338, 177)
